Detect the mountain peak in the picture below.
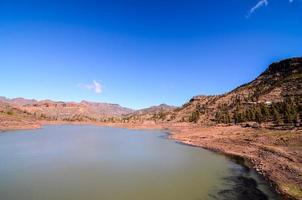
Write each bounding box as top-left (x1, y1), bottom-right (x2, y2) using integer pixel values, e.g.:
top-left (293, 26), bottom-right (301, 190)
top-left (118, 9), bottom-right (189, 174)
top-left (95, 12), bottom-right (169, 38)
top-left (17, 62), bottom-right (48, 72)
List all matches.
top-left (262, 57), bottom-right (302, 77)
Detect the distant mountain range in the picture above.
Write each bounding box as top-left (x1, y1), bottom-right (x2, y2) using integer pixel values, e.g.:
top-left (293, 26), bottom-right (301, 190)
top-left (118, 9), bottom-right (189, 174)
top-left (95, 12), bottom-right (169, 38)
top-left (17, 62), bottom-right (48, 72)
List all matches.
top-left (0, 96), bottom-right (176, 122)
top-left (129, 104), bottom-right (176, 116)
top-left (0, 97), bottom-right (37, 106)
top-left (1, 57), bottom-right (301, 127)
top-left (0, 98), bottom-right (132, 120)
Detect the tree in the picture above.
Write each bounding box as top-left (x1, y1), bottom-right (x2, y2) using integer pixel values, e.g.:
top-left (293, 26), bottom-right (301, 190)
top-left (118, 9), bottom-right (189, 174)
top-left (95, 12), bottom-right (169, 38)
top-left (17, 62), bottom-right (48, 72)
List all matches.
top-left (158, 111), bottom-right (166, 120)
top-left (260, 105), bottom-right (270, 122)
top-left (189, 111), bottom-right (200, 123)
top-left (224, 113), bottom-right (231, 124)
top-left (272, 106), bottom-right (282, 125)
top-left (215, 112), bottom-right (222, 123)
top-left (6, 110), bottom-right (13, 115)
top-left (283, 99), bottom-right (297, 124)
top-left (255, 109), bottom-right (263, 124)
top-left (247, 108), bottom-right (256, 121)
top-left (284, 112), bottom-right (293, 124)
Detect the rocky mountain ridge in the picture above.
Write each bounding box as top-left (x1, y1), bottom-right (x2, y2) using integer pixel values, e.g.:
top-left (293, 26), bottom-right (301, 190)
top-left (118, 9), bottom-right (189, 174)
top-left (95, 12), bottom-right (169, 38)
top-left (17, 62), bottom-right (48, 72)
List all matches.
top-left (0, 97), bottom-right (134, 121)
top-left (124, 57), bottom-right (302, 127)
top-left (171, 57), bottom-right (302, 126)
top-left (129, 104), bottom-right (176, 115)
top-left (0, 97), bottom-right (177, 122)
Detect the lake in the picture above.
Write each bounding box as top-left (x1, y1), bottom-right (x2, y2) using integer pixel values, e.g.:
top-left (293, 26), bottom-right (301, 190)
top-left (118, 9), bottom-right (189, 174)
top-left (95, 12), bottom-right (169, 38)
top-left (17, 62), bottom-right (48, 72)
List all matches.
top-left (0, 125), bottom-right (279, 200)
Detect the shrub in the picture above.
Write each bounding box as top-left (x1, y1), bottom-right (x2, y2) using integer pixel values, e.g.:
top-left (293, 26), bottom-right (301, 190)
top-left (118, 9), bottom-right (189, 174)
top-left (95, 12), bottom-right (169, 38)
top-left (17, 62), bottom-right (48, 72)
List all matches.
top-left (189, 111), bottom-right (200, 123)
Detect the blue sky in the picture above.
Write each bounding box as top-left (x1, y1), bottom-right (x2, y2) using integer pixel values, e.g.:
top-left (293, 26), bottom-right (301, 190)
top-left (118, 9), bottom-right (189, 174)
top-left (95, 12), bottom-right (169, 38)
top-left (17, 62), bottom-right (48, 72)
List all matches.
top-left (0, 0), bottom-right (301, 109)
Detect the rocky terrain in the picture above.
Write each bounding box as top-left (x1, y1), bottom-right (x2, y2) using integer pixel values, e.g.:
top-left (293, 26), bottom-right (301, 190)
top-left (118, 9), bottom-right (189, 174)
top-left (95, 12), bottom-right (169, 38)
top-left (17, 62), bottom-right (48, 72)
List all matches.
top-left (122, 104), bottom-right (177, 123)
top-left (129, 103), bottom-right (176, 115)
top-left (0, 98), bottom-right (134, 122)
top-left (0, 102), bottom-right (40, 130)
top-left (126, 57), bottom-right (302, 128)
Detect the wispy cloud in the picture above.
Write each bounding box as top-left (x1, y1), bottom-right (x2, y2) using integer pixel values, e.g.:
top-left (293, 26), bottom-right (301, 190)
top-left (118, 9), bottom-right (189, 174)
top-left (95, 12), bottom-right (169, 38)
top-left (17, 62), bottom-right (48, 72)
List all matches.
top-left (78, 80), bottom-right (102, 94)
top-left (247, 0), bottom-right (268, 17)
top-left (247, 0), bottom-right (295, 17)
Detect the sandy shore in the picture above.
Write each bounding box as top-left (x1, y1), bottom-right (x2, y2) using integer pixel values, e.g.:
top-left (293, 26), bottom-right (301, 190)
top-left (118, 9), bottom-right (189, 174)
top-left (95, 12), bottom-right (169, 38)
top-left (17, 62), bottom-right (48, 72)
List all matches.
top-left (1, 120), bottom-right (301, 199)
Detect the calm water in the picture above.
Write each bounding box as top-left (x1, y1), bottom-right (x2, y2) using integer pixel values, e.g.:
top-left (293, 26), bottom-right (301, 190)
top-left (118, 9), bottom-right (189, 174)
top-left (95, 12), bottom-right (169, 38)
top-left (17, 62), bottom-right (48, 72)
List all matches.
top-left (0, 125), bottom-right (279, 200)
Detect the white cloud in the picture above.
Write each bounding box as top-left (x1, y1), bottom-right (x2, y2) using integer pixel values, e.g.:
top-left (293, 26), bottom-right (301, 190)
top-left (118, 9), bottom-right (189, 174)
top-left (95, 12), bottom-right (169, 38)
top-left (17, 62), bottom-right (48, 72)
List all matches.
top-left (78, 80), bottom-right (102, 94)
top-left (247, 0), bottom-right (295, 17)
top-left (247, 0), bottom-right (268, 17)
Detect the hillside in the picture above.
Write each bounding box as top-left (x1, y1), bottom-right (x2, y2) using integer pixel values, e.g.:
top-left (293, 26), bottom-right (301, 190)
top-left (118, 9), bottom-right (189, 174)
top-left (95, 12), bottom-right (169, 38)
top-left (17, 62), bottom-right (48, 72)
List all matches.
top-left (0, 98), bottom-right (134, 122)
top-left (0, 102), bottom-right (39, 130)
top-left (148, 57), bottom-right (302, 127)
top-left (0, 97), bottom-right (37, 106)
top-left (131, 104), bottom-right (176, 115)
top-left (120, 104), bottom-right (176, 123)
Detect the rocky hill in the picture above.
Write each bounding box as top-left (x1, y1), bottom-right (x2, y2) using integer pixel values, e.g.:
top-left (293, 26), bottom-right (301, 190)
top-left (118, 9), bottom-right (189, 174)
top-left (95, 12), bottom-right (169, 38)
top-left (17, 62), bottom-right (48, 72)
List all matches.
top-left (173, 57), bottom-right (302, 126)
top-left (0, 97), bottom-right (37, 106)
top-left (0, 98), bottom-right (134, 121)
top-left (0, 102), bottom-right (39, 130)
top-left (121, 104), bottom-right (177, 123)
top-left (130, 104), bottom-right (176, 115)
top-left (127, 57), bottom-right (302, 127)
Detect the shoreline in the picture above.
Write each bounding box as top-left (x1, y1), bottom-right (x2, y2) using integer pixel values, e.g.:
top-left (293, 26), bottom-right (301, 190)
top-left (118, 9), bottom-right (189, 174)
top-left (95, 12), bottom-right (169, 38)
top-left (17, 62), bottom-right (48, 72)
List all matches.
top-left (167, 125), bottom-right (301, 200)
top-left (105, 122), bottom-right (301, 200)
top-left (1, 121), bottom-right (301, 199)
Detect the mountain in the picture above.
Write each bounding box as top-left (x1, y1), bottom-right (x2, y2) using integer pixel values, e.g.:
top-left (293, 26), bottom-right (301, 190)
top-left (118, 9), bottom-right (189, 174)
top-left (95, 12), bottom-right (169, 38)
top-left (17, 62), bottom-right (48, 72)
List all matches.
top-left (227, 57), bottom-right (302, 103)
top-left (171, 57), bottom-right (302, 125)
top-left (121, 104), bottom-right (177, 123)
top-left (0, 97), bottom-right (37, 106)
top-left (0, 98), bottom-right (134, 121)
top-left (127, 57), bottom-right (302, 127)
top-left (131, 104), bottom-right (177, 115)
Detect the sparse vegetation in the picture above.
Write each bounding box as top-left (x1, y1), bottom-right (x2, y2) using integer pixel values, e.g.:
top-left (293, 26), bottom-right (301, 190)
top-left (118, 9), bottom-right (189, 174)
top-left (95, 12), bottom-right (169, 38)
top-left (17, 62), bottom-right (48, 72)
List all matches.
top-left (213, 97), bottom-right (302, 127)
top-left (189, 110), bottom-right (200, 123)
top-left (6, 110), bottom-right (13, 115)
